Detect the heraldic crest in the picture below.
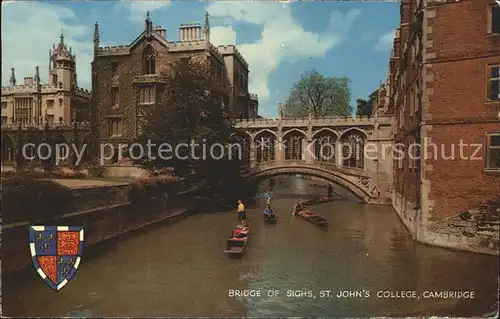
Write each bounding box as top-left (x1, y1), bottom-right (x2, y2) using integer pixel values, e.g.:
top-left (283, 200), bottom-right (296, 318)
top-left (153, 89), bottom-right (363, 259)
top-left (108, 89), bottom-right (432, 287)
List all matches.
top-left (29, 226), bottom-right (84, 291)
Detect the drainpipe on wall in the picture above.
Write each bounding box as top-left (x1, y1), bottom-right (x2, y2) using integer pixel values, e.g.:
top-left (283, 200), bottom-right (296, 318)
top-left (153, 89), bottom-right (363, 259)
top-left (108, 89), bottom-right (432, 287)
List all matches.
top-left (414, 92), bottom-right (422, 238)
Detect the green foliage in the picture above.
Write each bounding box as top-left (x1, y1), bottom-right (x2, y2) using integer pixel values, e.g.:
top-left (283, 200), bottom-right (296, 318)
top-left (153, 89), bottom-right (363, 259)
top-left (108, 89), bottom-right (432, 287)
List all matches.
top-left (1, 174), bottom-right (74, 223)
top-left (87, 158), bottom-right (105, 177)
top-left (129, 176), bottom-right (179, 205)
top-left (285, 69), bottom-right (352, 117)
top-left (356, 89), bottom-right (378, 117)
top-left (128, 59), bottom-right (250, 209)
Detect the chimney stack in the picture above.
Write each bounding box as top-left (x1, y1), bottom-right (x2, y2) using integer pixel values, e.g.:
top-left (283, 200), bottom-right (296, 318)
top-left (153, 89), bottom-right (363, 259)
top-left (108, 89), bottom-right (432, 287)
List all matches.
top-left (179, 23), bottom-right (201, 41)
top-left (24, 77), bottom-right (34, 85)
top-left (154, 25), bottom-right (167, 38)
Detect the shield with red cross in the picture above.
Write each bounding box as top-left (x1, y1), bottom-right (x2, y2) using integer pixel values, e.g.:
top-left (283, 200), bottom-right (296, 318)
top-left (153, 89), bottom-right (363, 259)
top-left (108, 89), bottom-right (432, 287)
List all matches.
top-left (29, 226), bottom-right (84, 291)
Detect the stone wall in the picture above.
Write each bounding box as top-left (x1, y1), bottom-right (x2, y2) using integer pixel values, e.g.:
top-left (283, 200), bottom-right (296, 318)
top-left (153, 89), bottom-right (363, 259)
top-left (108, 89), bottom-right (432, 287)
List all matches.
top-left (393, 195), bottom-right (500, 256)
top-left (1, 182), bottom-right (195, 275)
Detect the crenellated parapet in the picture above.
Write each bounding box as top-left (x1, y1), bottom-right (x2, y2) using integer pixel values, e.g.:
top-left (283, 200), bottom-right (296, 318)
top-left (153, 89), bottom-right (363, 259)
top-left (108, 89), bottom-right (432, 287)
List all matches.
top-left (209, 43), bottom-right (225, 62)
top-left (216, 45), bottom-right (249, 69)
top-left (74, 87), bottom-right (92, 98)
top-left (98, 45), bottom-right (131, 56)
top-left (235, 115), bottom-right (384, 127)
top-left (2, 84), bottom-right (39, 94)
top-left (41, 83), bottom-right (58, 89)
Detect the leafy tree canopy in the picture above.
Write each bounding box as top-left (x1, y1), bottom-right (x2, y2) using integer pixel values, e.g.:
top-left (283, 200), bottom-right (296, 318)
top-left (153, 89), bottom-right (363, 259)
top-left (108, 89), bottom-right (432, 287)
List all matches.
top-left (355, 89), bottom-right (379, 117)
top-left (128, 58), bottom-right (250, 208)
top-left (285, 69), bottom-right (353, 117)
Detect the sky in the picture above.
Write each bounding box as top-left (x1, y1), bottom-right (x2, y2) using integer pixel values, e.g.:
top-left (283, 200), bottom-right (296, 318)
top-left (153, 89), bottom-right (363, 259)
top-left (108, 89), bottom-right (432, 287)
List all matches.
top-left (1, 0), bottom-right (399, 118)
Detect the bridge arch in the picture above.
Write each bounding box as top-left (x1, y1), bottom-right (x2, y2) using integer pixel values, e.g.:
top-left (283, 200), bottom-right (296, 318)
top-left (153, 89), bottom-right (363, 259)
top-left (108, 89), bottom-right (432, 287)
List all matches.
top-left (282, 128), bottom-right (307, 139)
top-left (245, 165), bottom-right (372, 203)
top-left (339, 127), bottom-right (368, 140)
top-left (252, 129), bottom-right (277, 139)
top-left (312, 128), bottom-right (339, 139)
top-left (231, 130), bottom-right (253, 140)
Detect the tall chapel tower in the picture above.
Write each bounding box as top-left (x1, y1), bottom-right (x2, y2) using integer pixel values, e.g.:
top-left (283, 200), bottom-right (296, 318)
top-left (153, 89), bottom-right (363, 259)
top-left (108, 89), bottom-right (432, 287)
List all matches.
top-left (49, 33), bottom-right (77, 90)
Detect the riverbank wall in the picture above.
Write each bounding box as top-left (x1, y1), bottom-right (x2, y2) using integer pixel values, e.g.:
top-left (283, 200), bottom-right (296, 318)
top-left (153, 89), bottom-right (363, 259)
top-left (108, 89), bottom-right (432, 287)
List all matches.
top-left (1, 180), bottom-right (196, 276)
top-left (393, 193), bottom-right (499, 256)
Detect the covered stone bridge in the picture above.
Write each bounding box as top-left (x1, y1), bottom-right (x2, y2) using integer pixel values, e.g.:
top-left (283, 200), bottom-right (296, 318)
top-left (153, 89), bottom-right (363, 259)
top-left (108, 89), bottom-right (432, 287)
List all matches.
top-left (233, 115), bottom-right (394, 204)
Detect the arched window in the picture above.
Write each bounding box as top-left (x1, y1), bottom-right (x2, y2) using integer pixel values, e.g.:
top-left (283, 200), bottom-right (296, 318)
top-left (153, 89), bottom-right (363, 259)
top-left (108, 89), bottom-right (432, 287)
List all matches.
top-left (142, 45), bottom-right (155, 75)
top-left (284, 130), bottom-right (305, 161)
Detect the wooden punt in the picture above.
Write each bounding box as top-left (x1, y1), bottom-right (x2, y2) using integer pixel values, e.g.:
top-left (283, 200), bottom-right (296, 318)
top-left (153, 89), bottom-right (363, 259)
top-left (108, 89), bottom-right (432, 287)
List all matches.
top-left (225, 226), bottom-right (249, 257)
top-left (264, 214), bottom-right (277, 224)
top-left (264, 211), bottom-right (277, 224)
top-left (297, 210), bottom-right (328, 227)
top-left (301, 197), bottom-right (336, 206)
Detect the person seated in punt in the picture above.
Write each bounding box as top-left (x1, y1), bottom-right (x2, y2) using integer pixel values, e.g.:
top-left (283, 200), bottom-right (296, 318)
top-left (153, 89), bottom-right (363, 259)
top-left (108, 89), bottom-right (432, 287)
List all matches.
top-left (292, 200), bottom-right (305, 216)
top-left (232, 228), bottom-right (248, 239)
top-left (264, 204), bottom-right (275, 219)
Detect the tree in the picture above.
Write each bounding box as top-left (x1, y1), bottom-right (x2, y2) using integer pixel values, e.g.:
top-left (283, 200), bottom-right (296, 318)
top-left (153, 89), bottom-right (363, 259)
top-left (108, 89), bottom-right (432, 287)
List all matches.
top-left (15, 124), bottom-right (25, 169)
top-left (42, 122), bottom-right (56, 171)
top-left (356, 89), bottom-right (378, 117)
top-left (128, 58), bottom-right (250, 209)
top-left (285, 69), bottom-right (352, 117)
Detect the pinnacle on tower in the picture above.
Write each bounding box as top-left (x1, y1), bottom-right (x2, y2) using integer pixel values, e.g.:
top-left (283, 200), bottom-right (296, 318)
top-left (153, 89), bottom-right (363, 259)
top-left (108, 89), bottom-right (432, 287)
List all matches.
top-left (93, 22), bottom-right (100, 57)
top-left (204, 11), bottom-right (210, 34)
top-left (35, 65), bottom-right (40, 82)
top-left (93, 22), bottom-right (100, 43)
top-left (145, 11), bottom-right (152, 35)
top-left (10, 67), bottom-right (16, 86)
top-left (60, 33), bottom-right (64, 45)
top-left (204, 11), bottom-right (210, 50)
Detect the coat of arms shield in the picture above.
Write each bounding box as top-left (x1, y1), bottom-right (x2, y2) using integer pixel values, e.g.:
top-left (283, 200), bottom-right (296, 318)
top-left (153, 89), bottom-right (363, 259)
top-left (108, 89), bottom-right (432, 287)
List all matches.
top-left (29, 226), bottom-right (84, 291)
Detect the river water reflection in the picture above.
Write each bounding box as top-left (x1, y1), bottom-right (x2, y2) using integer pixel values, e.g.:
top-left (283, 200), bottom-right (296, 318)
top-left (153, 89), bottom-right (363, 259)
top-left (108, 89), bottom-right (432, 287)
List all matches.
top-left (3, 176), bottom-right (498, 317)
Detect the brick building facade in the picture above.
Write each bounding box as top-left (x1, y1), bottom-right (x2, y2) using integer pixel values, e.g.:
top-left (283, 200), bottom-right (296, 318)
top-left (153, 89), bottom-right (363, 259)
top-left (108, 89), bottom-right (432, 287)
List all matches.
top-left (91, 12), bottom-right (259, 161)
top-left (390, 0), bottom-right (500, 236)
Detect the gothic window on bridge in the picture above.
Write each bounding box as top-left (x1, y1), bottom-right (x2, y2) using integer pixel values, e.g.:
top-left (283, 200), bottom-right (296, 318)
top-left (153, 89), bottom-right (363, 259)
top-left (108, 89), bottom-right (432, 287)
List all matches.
top-left (340, 130), bottom-right (365, 169)
top-left (142, 45), bottom-right (156, 75)
top-left (313, 131), bottom-right (337, 164)
top-left (230, 134), bottom-right (251, 162)
top-left (284, 131), bottom-right (305, 161)
top-left (254, 132), bottom-right (275, 163)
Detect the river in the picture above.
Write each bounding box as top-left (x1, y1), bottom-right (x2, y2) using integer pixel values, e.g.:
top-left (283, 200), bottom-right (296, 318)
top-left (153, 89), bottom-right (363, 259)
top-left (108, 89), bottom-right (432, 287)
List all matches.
top-left (2, 176), bottom-right (499, 317)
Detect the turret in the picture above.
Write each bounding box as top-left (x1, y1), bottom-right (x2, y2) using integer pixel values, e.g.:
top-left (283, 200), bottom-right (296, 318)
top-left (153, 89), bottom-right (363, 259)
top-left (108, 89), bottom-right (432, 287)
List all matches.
top-left (50, 33), bottom-right (76, 90)
top-left (9, 67), bottom-right (16, 86)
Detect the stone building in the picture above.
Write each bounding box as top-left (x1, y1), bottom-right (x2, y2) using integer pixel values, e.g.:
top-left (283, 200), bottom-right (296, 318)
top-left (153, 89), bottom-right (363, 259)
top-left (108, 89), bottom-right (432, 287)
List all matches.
top-left (1, 34), bottom-right (91, 164)
top-left (91, 12), bottom-right (259, 160)
top-left (390, 0), bottom-right (500, 237)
